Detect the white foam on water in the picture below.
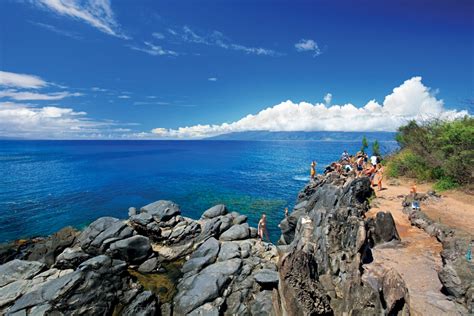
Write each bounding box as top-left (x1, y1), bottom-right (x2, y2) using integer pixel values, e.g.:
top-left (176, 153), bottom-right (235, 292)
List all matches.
top-left (293, 175), bottom-right (310, 182)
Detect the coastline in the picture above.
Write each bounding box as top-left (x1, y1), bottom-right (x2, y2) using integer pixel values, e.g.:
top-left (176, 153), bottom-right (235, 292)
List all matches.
top-left (0, 164), bottom-right (472, 315)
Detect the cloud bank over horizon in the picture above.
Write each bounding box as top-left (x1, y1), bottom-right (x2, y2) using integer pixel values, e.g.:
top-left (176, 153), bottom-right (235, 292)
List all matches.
top-left (151, 76), bottom-right (468, 139)
top-left (0, 71), bottom-right (469, 139)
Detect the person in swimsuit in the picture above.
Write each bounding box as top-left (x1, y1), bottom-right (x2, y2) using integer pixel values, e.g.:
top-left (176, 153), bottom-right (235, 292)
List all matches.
top-left (376, 163), bottom-right (384, 191)
top-left (258, 213), bottom-right (270, 242)
top-left (356, 156), bottom-right (364, 177)
top-left (310, 161), bottom-right (317, 180)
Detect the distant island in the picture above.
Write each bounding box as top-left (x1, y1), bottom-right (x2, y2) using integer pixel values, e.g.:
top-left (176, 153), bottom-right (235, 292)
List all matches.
top-left (207, 131), bottom-right (396, 142)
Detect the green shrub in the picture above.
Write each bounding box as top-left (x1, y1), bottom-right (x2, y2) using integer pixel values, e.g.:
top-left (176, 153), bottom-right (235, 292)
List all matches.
top-left (433, 177), bottom-right (459, 191)
top-left (385, 117), bottom-right (474, 187)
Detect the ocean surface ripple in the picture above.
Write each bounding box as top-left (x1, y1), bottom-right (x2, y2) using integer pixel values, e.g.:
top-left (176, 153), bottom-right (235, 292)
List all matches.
top-left (0, 139), bottom-right (395, 242)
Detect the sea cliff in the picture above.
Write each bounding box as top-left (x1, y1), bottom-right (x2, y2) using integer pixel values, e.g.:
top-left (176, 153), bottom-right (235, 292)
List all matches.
top-left (0, 169), bottom-right (471, 315)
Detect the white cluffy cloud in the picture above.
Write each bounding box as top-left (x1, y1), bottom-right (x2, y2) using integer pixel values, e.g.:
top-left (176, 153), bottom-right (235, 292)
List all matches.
top-left (0, 102), bottom-right (113, 139)
top-left (32, 0), bottom-right (127, 38)
top-left (0, 71), bottom-right (110, 139)
top-left (151, 77), bottom-right (468, 139)
top-left (208, 77), bottom-right (218, 82)
top-left (0, 71), bottom-right (48, 89)
top-left (295, 39), bottom-right (322, 57)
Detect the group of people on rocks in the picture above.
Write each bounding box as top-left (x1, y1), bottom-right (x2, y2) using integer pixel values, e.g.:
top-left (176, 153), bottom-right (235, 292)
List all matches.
top-left (310, 150), bottom-right (385, 191)
top-left (259, 151), bottom-right (386, 243)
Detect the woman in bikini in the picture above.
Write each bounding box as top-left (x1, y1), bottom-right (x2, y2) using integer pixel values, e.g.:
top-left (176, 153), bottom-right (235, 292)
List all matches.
top-left (375, 163), bottom-right (384, 191)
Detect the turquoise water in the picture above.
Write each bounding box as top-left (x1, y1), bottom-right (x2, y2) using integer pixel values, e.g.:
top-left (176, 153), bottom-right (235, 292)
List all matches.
top-left (0, 139), bottom-right (395, 242)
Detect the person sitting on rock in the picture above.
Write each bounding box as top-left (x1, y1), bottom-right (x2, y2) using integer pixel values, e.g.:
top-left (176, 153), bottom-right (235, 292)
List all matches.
top-left (324, 164), bottom-right (334, 174)
top-left (343, 163), bottom-right (353, 173)
top-left (341, 150), bottom-right (350, 161)
top-left (258, 213), bottom-right (270, 242)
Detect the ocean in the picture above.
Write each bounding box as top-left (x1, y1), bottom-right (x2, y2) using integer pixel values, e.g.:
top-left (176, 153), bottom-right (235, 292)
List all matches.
top-left (0, 138), bottom-right (396, 243)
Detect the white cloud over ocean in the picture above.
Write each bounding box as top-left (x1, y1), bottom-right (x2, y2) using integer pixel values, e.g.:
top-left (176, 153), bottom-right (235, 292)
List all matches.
top-left (0, 71), bottom-right (115, 139)
top-left (0, 101), bottom-right (113, 139)
top-left (151, 77), bottom-right (468, 139)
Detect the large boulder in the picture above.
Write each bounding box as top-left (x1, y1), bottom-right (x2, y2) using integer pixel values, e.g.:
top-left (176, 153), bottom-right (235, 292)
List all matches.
top-left (174, 258), bottom-right (242, 314)
top-left (8, 255), bottom-right (128, 315)
top-left (141, 200), bottom-right (181, 221)
top-left (182, 237), bottom-right (220, 274)
top-left (130, 213), bottom-right (153, 226)
top-left (278, 209), bottom-right (305, 245)
top-left (254, 269), bottom-right (279, 287)
top-left (108, 235), bottom-right (151, 264)
top-left (54, 246), bottom-right (91, 269)
top-left (77, 217), bottom-right (134, 255)
top-left (382, 269), bottom-right (409, 315)
top-left (138, 257), bottom-right (160, 274)
top-left (366, 211), bottom-right (400, 246)
top-left (0, 279), bottom-right (31, 309)
top-left (249, 290), bottom-right (274, 316)
top-left (0, 260), bottom-right (45, 287)
top-left (121, 291), bottom-right (159, 316)
top-left (217, 242), bottom-right (240, 261)
top-left (219, 224), bottom-right (249, 241)
top-left (202, 205), bottom-right (227, 219)
top-left (21, 227), bottom-right (78, 267)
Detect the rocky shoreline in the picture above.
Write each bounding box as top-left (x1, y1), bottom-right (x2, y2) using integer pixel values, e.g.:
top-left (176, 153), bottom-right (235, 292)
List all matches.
top-left (0, 170), bottom-right (470, 315)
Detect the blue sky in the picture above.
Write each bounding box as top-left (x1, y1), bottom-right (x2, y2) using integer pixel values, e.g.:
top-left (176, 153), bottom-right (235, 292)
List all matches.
top-left (0, 0), bottom-right (472, 139)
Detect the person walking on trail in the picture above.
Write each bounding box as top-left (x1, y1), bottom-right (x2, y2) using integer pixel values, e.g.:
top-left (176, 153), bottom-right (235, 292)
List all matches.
top-left (310, 161), bottom-right (317, 180)
top-left (258, 213), bottom-right (270, 242)
top-left (375, 163), bottom-right (384, 191)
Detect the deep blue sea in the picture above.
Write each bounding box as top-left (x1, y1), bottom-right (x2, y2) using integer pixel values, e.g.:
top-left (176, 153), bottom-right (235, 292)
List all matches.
top-left (0, 139), bottom-right (396, 243)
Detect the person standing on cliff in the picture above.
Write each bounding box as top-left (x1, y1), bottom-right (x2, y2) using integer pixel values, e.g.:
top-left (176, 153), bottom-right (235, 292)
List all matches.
top-left (310, 161), bottom-right (317, 180)
top-left (258, 213), bottom-right (270, 242)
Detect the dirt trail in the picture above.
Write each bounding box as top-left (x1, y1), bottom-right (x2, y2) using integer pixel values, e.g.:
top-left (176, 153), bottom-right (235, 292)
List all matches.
top-left (366, 180), bottom-right (472, 315)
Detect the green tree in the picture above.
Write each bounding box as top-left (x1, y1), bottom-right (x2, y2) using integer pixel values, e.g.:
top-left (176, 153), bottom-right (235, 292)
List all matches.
top-left (361, 136), bottom-right (368, 153)
top-left (372, 140), bottom-right (381, 156)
